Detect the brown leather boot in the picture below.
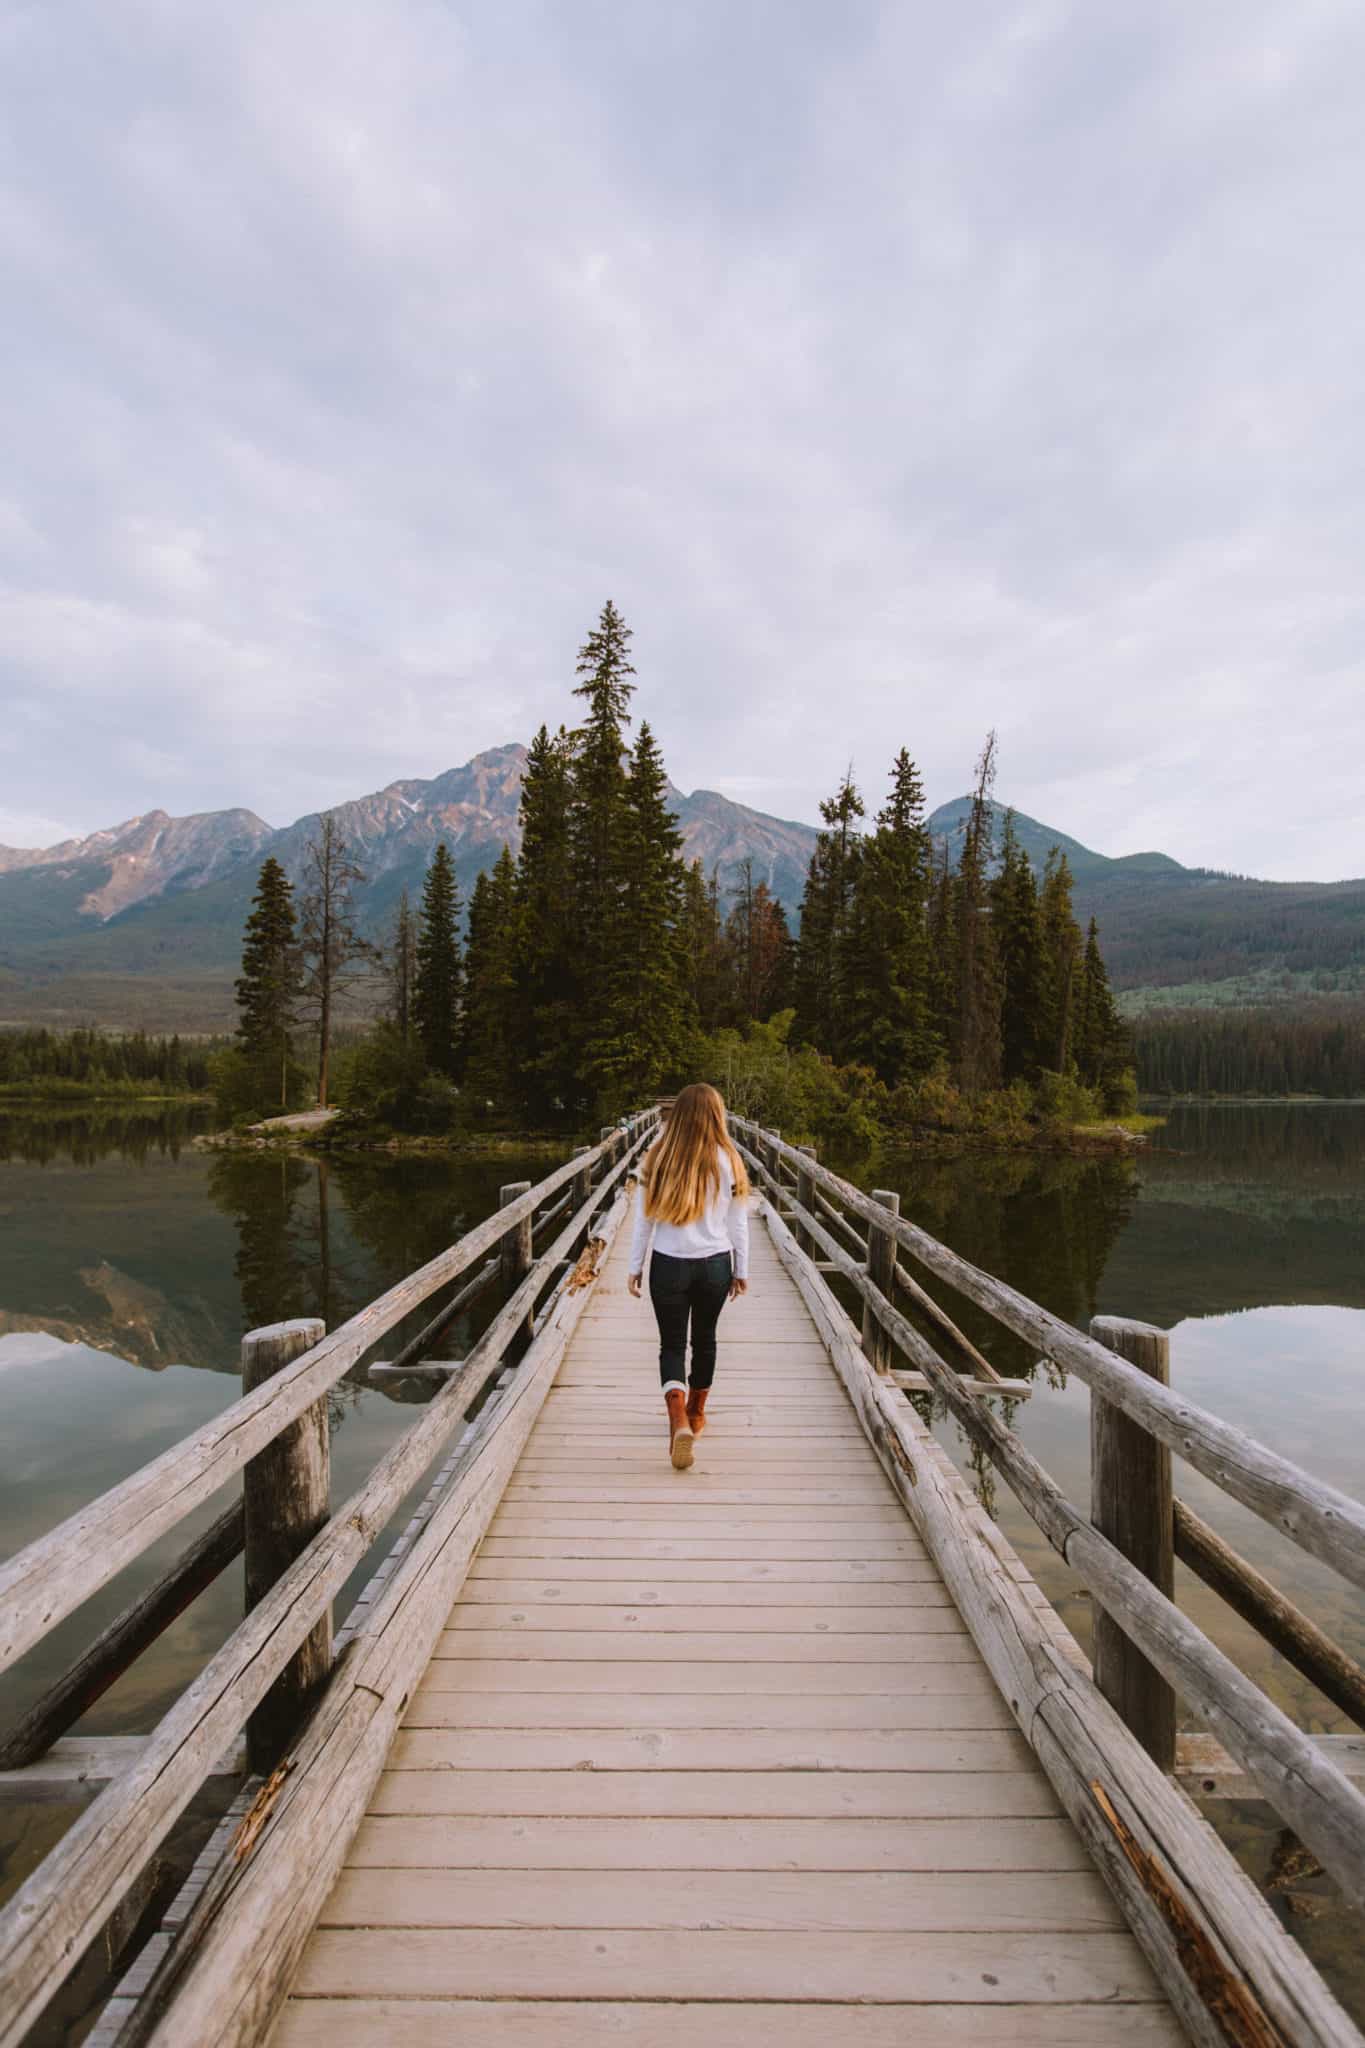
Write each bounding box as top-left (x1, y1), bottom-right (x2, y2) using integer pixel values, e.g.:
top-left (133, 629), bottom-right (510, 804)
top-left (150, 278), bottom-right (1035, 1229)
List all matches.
top-left (664, 1386), bottom-right (693, 1470)
top-left (686, 1386), bottom-right (709, 1437)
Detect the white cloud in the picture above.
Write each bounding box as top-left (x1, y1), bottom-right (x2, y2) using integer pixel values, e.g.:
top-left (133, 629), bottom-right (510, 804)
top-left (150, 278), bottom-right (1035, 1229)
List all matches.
top-left (1, 0), bottom-right (1362, 875)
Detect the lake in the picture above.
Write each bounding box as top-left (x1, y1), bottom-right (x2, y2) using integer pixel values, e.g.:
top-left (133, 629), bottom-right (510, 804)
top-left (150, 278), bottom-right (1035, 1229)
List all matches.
top-left (1, 1100), bottom-right (1362, 2029)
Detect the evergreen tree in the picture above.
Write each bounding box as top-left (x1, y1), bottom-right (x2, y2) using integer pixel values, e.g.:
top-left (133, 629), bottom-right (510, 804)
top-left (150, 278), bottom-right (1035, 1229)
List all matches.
top-left (565, 601), bottom-right (637, 1110)
top-left (953, 733), bottom-right (1003, 1092)
top-left (583, 719), bottom-right (693, 1111)
top-left (461, 847), bottom-right (520, 1109)
top-left (387, 889), bottom-right (417, 1041)
top-left (1037, 849), bottom-right (1081, 1073)
top-left (792, 770), bottom-right (865, 1058)
top-left (414, 842), bottom-right (463, 1078)
top-left (724, 861), bottom-right (793, 1023)
top-left (927, 838), bottom-right (959, 1059)
top-left (512, 724), bottom-right (578, 1120)
top-left (681, 861), bottom-right (733, 1030)
top-left (235, 857), bottom-right (300, 1111)
top-left (991, 814), bottom-right (1044, 1083)
top-left (1074, 917), bottom-right (1131, 1103)
top-left (844, 748), bottom-right (937, 1084)
top-left (298, 816), bottom-right (376, 1106)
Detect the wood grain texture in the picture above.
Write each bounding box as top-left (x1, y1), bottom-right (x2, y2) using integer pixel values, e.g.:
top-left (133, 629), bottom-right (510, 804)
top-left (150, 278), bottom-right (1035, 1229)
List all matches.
top-left (759, 1187), bottom-right (1363, 2048)
top-left (273, 2000), bottom-right (1185, 2047)
top-left (0, 1125), bottom-right (641, 1680)
top-left (262, 1208), bottom-right (1183, 2048)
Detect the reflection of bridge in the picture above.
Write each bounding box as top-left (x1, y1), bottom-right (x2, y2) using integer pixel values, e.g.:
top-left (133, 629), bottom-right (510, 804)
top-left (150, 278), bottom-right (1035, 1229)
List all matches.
top-left (2, 1115), bottom-right (1364, 2044)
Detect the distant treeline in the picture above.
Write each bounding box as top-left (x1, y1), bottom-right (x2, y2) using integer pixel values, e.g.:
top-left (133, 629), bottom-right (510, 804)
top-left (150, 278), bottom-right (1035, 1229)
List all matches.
top-left (0, 1027), bottom-right (222, 1096)
top-left (1133, 1001), bottom-right (1365, 1098)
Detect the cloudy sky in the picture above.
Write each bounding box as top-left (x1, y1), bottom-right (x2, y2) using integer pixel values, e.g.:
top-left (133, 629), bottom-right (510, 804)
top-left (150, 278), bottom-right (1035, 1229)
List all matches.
top-left (2, 1), bottom-right (1362, 878)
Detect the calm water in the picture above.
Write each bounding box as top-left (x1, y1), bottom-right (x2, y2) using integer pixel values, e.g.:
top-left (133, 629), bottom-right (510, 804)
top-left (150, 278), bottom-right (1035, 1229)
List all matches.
top-left (1, 1102), bottom-right (1362, 2024)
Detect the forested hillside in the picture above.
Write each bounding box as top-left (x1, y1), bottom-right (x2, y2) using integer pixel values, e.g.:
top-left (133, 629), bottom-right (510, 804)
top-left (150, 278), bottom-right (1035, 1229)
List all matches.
top-left (1133, 1001), bottom-right (1365, 1098)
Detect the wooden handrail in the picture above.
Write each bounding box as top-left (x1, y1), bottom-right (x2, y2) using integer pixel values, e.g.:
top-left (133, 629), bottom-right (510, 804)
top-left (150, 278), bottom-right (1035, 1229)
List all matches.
top-left (0, 1124), bottom-right (653, 2048)
top-left (761, 1192), bottom-right (1362, 2048)
top-left (734, 1117), bottom-right (1365, 1596)
top-left (0, 1112), bottom-right (657, 1681)
top-left (735, 1136), bottom-right (1365, 1915)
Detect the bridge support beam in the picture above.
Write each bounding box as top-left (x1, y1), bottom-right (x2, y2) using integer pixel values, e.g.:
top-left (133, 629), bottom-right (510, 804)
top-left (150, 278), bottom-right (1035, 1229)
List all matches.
top-left (1090, 1316), bottom-right (1176, 1770)
top-left (795, 1145), bottom-right (818, 1256)
top-left (242, 1319), bottom-right (330, 1774)
top-left (500, 1182), bottom-right (534, 1340)
top-left (860, 1190), bottom-right (900, 1376)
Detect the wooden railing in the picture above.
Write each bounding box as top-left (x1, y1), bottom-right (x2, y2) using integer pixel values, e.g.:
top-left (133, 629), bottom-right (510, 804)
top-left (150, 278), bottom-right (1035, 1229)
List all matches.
top-left (0, 1110), bottom-right (657, 2048)
top-left (734, 1116), bottom-right (1365, 2048)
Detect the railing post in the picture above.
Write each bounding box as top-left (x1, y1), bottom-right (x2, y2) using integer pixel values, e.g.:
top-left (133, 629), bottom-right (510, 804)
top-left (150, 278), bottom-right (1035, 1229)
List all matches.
top-left (795, 1145), bottom-right (817, 1252)
top-left (1090, 1315), bottom-right (1176, 1770)
top-left (500, 1181), bottom-right (533, 1339)
top-left (600, 1125), bottom-right (618, 1172)
top-left (241, 1318), bottom-right (329, 1772)
top-left (572, 1145), bottom-right (593, 1209)
top-left (860, 1190), bottom-right (899, 1375)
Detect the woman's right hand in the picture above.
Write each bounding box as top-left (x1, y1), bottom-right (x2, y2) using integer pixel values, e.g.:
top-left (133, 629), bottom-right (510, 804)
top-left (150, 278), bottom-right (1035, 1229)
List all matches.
top-left (627, 1272), bottom-right (642, 1298)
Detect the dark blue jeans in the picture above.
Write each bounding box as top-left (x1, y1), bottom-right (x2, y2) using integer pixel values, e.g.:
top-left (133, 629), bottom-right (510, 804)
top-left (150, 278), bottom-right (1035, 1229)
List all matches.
top-left (649, 1250), bottom-right (732, 1389)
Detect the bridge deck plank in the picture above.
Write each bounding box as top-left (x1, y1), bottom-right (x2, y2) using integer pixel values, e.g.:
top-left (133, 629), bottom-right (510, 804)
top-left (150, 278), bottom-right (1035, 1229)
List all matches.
top-left (272, 1215), bottom-right (1178, 2044)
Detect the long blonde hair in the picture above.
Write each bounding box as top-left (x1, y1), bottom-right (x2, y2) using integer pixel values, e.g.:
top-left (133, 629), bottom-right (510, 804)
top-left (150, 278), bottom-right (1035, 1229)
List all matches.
top-left (643, 1082), bottom-right (750, 1225)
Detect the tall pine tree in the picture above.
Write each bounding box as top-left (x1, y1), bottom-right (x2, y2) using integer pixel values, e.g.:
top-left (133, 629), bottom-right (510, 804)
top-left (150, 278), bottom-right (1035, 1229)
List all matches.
top-left (414, 842), bottom-right (463, 1078)
top-left (792, 770), bottom-right (865, 1059)
top-left (565, 602), bottom-right (637, 1111)
top-left (235, 857), bottom-right (300, 1111)
top-left (512, 724), bottom-right (578, 1120)
top-left (1037, 849), bottom-right (1080, 1074)
top-left (990, 814), bottom-right (1044, 1083)
top-left (844, 748), bottom-right (937, 1084)
top-left (584, 718), bottom-right (694, 1111)
top-left (461, 847), bottom-right (520, 1110)
top-left (953, 733), bottom-right (1003, 1093)
top-left (298, 816), bottom-right (375, 1107)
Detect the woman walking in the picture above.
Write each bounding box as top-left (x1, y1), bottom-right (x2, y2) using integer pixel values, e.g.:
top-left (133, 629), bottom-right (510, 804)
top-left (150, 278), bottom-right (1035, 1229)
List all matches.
top-left (627, 1083), bottom-right (750, 1469)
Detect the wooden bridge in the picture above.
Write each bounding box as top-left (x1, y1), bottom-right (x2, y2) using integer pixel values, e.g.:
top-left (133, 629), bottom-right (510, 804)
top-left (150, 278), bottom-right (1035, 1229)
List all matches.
top-left (2, 1113), bottom-right (1364, 2045)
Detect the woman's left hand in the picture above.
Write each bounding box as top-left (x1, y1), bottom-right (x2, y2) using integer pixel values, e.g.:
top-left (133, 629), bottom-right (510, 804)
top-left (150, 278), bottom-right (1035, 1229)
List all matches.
top-left (627, 1273), bottom-right (642, 1298)
top-left (729, 1276), bottom-right (748, 1302)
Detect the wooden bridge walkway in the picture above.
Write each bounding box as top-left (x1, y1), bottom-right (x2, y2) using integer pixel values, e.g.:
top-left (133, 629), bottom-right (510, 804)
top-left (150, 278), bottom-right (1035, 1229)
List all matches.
top-left (273, 1211), bottom-right (1179, 2046)
top-left (3, 1110), bottom-right (1364, 2048)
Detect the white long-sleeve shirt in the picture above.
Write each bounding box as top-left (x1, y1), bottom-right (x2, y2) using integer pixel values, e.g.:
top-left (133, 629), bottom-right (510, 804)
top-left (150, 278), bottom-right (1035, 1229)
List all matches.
top-left (628, 1146), bottom-right (749, 1280)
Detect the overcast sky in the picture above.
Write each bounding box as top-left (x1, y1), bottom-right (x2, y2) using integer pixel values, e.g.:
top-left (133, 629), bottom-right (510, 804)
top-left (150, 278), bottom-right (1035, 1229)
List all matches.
top-left (2, 2), bottom-right (1362, 878)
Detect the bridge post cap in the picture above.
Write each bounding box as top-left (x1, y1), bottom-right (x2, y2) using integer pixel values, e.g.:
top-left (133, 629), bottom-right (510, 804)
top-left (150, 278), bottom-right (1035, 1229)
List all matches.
top-left (241, 1318), bottom-right (325, 1346)
top-left (870, 1188), bottom-right (901, 1209)
top-left (499, 1180), bottom-right (532, 1199)
top-left (1090, 1315), bottom-right (1168, 1342)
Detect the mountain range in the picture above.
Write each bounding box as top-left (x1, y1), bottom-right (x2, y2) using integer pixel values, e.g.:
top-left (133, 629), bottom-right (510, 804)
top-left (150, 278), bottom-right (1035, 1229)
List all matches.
top-left (2, 745), bottom-right (1363, 1029)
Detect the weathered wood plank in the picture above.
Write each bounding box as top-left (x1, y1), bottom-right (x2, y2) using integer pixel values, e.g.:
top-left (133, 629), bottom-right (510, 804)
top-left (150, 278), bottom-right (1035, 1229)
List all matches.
top-left (442, 1603), bottom-right (963, 1633)
top-left (0, 1737), bottom-right (245, 1807)
top-left (1090, 1317), bottom-right (1175, 1770)
top-left (293, 1926), bottom-right (1161, 2003)
top-left (320, 1863), bottom-right (1119, 1931)
top-left (0, 1144), bottom-right (652, 2048)
top-left (347, 1813), bottom-right (1096, 1872)
top-left (366, 1767), bottom-right (1061, 1820)
top-left (1175, 1497), bottom-right (1365, 1731)
top-left (429, 1631), bottom-right (979, 1662)
top-left (402, 1690), bottom-right (1018, 1731)
top-left (738, 1120), bottom-right (1365, 1594)
top-left (242, 1319), bottom-right (331, 1775)
top-left (761, 1192), bottom-right (1363, 2048)
top-left (272, 1999), bottom-right (1185, 2047)
top-left (0, 1127), bottom-right (638, 1680)
top-left (129, 1185), bottom-right (637, 2048)
top-left (760, 1165), bottom-right (1365, 1917)
top-left (383, 1727), bottom-right (1032, 1772)
top-left (459, 1576), bottom-right (953, 1604)
top-left (466, 1557), bottom-right (936, 1583)
top-left (0, 1502), bottom-right (244, 1773)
